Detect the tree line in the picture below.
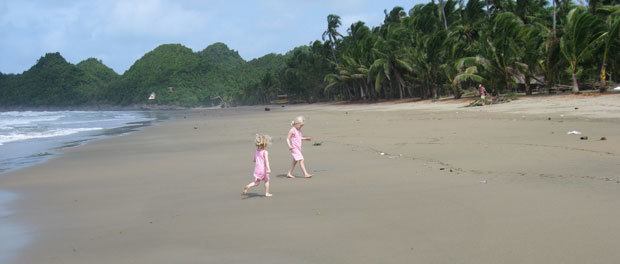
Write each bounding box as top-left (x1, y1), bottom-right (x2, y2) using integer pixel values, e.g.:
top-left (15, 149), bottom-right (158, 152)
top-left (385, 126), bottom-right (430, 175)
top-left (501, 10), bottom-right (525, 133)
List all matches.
top-left (270, 0), bottom-right (619, 103)
top-left (1, 0), bottom-right (618, 107)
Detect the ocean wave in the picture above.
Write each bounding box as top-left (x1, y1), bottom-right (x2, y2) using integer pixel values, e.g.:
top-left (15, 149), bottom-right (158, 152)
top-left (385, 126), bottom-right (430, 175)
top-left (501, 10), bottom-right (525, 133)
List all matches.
top-left (0, 111), bottom-right (66, 117)
top-left (0, 116), bottom-right (64, 128)
top-left (0, 127), bottom-right (103, 145)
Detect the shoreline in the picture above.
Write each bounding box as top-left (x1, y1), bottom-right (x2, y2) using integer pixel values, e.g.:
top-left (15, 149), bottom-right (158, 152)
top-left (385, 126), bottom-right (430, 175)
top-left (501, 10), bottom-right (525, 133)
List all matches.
top-left (1, 96), bottom-right (620, 263)
top-left (0, 110), bottom-right (175, 175)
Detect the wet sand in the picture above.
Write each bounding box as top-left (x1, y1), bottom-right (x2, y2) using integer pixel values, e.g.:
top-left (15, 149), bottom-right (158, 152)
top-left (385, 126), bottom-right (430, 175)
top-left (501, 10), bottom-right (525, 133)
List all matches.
top-left (2, 94), bottom-right (620, 263)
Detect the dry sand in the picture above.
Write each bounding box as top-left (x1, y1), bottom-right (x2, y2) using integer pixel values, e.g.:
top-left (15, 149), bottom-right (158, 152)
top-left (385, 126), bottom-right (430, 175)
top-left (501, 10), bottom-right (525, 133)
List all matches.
top-left (2, 94), bottom-right (620, 263)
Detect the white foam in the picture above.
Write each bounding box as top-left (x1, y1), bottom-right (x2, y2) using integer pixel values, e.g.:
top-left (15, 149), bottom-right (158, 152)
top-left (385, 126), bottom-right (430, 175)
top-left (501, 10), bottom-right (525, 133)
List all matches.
top-left (0, 111), bottom-right (64, 117)
top-left (0, 127), bottom-right (103, 145)
top-left (0, 116), bottom-right (64, 129)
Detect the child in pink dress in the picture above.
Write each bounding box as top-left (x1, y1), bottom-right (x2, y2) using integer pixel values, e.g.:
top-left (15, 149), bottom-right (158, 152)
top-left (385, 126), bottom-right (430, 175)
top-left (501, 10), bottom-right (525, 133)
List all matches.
top-left (243, 134), bottom-right (272, 197)
top-left (286, 116), bottom-right (313, 178)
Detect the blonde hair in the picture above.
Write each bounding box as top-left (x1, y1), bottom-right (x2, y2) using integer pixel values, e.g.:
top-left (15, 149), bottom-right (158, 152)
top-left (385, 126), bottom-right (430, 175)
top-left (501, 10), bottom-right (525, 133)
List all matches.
top-left (291, 115), bottom-right (305, 126)
top-left (255, 134), bottom-right (271, 149)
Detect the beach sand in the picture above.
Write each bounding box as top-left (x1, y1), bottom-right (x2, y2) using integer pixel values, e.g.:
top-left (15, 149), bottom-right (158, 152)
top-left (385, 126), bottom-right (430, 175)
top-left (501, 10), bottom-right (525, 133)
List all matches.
top-left (2, 94), bottom-right (620, 263)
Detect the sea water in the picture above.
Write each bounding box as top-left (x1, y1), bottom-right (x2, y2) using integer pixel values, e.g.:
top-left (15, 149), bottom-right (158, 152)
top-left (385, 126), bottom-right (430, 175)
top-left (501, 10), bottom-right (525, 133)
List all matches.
top-left (0, 110), bottom-right (164, 263)
top-left (0, 110), bottom-right (159, 174)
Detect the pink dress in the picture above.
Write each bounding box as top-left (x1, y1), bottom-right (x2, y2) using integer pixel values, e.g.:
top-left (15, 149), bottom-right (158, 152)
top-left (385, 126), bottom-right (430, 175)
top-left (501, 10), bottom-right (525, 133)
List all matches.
top-left (289, 127), bottom-right (304, 161)
top-left (253, 149), bottom-right (269, 182)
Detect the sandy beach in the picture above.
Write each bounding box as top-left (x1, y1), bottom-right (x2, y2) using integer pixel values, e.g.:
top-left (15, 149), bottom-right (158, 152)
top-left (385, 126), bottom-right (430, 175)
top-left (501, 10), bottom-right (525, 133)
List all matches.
top-left (2, 94), bottom-right (620, 263)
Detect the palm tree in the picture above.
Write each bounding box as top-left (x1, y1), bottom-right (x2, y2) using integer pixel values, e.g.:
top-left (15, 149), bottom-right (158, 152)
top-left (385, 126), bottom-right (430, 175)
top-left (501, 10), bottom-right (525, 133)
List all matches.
top-left (369, 24), bottom-right (413, 99)
top-left (560, 7), bottom-right (606, 93)
top-left (518, 23), bottom-right (548, 94)
top-left (449, 57), bottom-right (487, 98)
top-left (598, 5), bottom-right (620, 89)
top-left (322, 14), bottom-right (343, 62)
top-left (461, 12), bottom-right (524, 94)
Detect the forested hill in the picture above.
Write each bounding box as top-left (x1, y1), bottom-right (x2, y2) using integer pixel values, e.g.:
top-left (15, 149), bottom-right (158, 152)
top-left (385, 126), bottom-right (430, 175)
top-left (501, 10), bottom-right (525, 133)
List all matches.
top-left (0, 43), bottom-right (287, 107)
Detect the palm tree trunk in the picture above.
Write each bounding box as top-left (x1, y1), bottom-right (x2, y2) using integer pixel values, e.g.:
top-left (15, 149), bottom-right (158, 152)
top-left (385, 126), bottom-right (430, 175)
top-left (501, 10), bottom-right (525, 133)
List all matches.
top-left (525, 75), bottom-right (532, 95)
top-left (600, 63), bottom-right (607, 92)
top-left (359, 80), bottom-right (366, 100)
top-left (571, 70), bottom-right (580, 93)
top-left (395, 71), bottom-right (405, 99)
top-left (552, 0), bottom-right (557, 38)
top-left (439, 0), bottom-right (448, 30)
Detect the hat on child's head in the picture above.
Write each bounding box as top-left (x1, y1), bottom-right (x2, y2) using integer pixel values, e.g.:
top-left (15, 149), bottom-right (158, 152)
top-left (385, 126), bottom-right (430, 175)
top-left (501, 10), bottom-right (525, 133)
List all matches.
top-left (291, 116), bottom-right (305, 126)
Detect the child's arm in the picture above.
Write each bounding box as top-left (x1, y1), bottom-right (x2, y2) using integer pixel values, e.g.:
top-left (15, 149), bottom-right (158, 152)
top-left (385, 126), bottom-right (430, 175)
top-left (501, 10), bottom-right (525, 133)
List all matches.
top-left (264, 151), bottom-right (271, 174)
top-left (286, 130), bottom-right (294, 149)
top-left (302, 136), bottom-right (312, 141)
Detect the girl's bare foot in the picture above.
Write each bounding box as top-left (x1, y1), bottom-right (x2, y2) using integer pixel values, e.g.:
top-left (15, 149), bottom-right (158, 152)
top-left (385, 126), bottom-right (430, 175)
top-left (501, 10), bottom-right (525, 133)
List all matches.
top-left (304, 174), bottom-right (313, 178)
top-left (265, 193), bottom-right (273, 197)
top-left (242, 187), bottom-right (249, 195)
top-left (286, 173), bottom-right (295, 178)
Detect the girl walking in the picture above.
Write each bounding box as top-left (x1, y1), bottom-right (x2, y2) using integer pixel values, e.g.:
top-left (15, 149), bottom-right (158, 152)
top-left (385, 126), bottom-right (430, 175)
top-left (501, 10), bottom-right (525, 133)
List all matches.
top-left (243, 134), bottom-right (272, 197)
top-left (286, 116), bottom-right (313, 178)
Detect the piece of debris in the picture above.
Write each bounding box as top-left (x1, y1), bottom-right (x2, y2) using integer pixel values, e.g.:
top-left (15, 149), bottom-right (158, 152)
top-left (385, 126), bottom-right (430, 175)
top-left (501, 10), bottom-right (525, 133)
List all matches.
top-left (450, 169), bottom-right (453, 172)
top-left (600, 137), bottom-right (607, 141)
top-left (380, 152), bottom-right (386, 156)
top-left (439, 168), bottom-right (445, 170)
top-left (264, 107), bottom-right (270, 111)
top-left (345, 111), bottom-right (349, 115)
top-left (574, 107), bottom-right (579, 110)
top-left (567, 130), bottom-right (582, 135)
top-left (193, 126), bottom-right (198, 129)
top-left (547, 117), bottom-right (551, 120)
top-left (580, 136), bottom-right (588, 140)
top-left (313, 142), bottom-right (323, 146)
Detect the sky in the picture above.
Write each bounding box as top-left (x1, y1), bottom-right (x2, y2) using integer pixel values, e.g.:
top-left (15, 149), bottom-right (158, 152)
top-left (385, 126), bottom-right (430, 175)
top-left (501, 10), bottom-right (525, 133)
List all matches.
top-left (0, 0), bottom-right (424, 74)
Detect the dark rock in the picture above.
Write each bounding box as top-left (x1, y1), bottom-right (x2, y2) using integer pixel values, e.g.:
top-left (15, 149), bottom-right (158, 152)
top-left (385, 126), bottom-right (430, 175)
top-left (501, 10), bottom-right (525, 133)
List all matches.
top-left (600, 137), bottom-right (607, 140)
top-left (580, 136), bottom-right (588, 140)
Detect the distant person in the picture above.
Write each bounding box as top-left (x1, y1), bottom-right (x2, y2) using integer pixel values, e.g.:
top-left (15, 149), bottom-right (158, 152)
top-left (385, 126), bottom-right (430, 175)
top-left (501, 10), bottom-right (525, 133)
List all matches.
top-left (478, 84), bottom-right (488, 100)
top-left (243, 134), bottom-right (272, 197)
top-left (286, 116), bottom-right (313, 178)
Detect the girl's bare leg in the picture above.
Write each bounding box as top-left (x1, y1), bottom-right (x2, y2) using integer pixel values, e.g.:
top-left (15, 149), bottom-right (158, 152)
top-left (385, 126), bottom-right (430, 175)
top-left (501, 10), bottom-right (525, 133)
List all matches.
top-left (287, 160), bottom-right (298, 178)
top-left (265, 181), bottom-right (272, 197)
top-left (300, 160), bottom-right (312, 178)
top-left (243, 181), bottom-right (257, 194)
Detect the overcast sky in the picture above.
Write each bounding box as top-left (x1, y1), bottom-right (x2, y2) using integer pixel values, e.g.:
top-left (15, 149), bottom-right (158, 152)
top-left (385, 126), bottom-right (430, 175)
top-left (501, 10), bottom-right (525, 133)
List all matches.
top-left (0, 0), bottom-right (426, 74)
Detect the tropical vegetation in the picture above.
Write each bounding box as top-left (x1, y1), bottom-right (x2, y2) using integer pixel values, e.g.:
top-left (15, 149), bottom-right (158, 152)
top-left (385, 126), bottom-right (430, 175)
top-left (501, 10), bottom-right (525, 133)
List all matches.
top-left (0, 0), bottom-right (618, 107)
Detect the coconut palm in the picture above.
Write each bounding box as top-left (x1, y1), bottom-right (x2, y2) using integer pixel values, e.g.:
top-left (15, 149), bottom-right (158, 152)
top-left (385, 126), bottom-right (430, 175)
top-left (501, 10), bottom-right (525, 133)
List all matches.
top-left (598, 5), bottom-right (620, 88)
top-left (369, 23), bottom-right (413, 99)
top-left (560, 7), bottom-right (606, 93)
top-left (322, 14), bottom-right (343, 62)
top-left (518, 23), bottom-right (548, 94)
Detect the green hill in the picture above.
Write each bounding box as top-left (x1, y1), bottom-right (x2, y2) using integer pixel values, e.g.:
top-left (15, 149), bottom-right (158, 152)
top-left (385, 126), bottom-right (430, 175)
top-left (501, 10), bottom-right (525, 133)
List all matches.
top-left (0, 43), bottom-right (287, 107)
top-left (0, 53), bottom-right (89, 106)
